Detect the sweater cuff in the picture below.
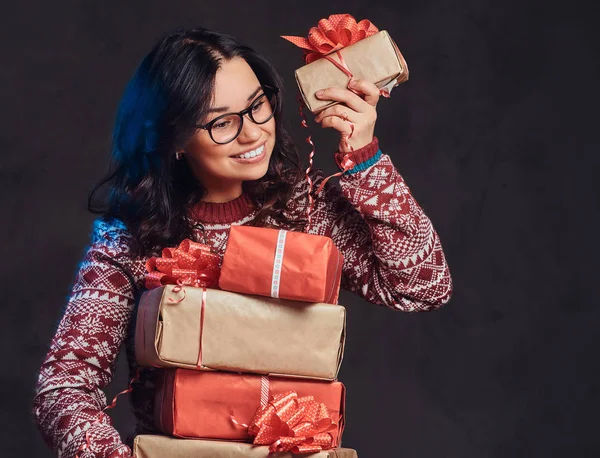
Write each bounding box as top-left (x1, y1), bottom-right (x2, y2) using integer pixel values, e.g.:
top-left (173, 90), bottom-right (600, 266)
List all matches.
top-left (346, 149), bottom-right (382, 174)
top-left (336, 137), bottom-right (381, 173)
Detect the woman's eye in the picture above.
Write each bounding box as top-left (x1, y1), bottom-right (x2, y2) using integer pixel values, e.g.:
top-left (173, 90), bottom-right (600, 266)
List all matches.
top-left (213, 120), bottom-right (231, 130)
top-left (252, 101), bottom-right (265, 112)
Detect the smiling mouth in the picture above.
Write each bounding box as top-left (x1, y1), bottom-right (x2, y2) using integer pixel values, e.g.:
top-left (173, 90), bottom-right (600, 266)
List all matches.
top-left (231, 143), bottom-right (266, 160)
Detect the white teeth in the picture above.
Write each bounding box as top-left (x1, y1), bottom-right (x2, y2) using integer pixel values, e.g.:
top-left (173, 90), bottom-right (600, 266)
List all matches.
top-left (234, 145), bottom-right (264, 159)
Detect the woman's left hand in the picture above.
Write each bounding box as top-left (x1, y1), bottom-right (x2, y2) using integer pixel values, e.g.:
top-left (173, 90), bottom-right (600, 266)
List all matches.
top-left (314, 78), bottom-right (380, 153)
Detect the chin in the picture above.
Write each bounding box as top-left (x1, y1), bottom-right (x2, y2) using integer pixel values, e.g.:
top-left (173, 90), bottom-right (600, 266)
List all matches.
top-left (243, 162), bottom-right (271, 181)
top-left (232, 141), bottom-right (275, 182)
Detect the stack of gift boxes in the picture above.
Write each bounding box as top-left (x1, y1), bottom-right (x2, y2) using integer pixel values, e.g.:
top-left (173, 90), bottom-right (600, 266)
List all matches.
top-left (132, 225), bottom-right (359, 457)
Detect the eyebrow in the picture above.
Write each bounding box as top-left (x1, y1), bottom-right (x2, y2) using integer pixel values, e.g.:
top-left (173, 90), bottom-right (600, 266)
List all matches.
top-left (208, 86), bottom-right (263, 114)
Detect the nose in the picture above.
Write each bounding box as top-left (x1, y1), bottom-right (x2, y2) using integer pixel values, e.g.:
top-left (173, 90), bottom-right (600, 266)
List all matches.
top-left (237, 114), bottom-right (262, 143)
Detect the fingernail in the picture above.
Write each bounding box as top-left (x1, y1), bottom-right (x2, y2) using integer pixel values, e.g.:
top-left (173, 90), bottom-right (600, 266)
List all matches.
top-left (316, 90), bottom-right (324, 97)
top-left (348, 78), bottom-right (357, 87)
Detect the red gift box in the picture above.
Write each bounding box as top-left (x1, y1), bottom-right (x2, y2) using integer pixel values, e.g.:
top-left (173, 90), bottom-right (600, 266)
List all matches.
top-left (219, 226), bottom-right (343, 304)
top-left (154, 369), bottom-right (346, 449)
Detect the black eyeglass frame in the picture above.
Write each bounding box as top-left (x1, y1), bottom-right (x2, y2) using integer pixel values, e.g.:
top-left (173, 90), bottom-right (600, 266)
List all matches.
top-left (196, 85), bottom-right (280, 145)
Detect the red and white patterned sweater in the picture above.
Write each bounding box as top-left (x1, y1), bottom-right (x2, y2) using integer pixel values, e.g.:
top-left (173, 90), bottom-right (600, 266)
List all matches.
top-left (33, 138), bottom-right (452, 457)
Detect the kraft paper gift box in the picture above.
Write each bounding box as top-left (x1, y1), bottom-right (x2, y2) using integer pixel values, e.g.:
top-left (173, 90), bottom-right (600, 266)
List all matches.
top-left (135, 285), bottom-right (346, 380)
top-left (289, 30), bottom-right (409, 113)
top-left (153, 370), bottom-right (346, 447)
top-left (219, 226), bottom-right (343, 305)
top-left (134, 435), bottom-right (359, 457)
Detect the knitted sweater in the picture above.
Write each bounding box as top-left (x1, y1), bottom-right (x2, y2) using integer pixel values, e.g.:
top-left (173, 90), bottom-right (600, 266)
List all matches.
top-left (33, 138), bottom-right (452, 457)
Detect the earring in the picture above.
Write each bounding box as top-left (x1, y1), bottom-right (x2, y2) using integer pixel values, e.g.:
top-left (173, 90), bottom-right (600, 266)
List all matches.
top-left (175, 152), bottom-right (184, 160)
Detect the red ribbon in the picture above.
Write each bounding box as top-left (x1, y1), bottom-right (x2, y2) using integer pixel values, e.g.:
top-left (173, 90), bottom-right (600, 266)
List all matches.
top-left (282, 13), bottom-right (379, 64)
top-left (296, 94), bottom-right (316, 228)
top-left (196, 287), bottom-right (207, 367)
top-left (248, 391), bottom-right (337, 454)
top-left (300, 98), bottom-right (358, 225)
top-left (75, 370), bottom-right (139, 458)
top-left (315, 125), bottom-right (357, 195)
top-left (145, 239), bottom-right (220, 291)
top-left (282, 14), bottom-right (382, 99)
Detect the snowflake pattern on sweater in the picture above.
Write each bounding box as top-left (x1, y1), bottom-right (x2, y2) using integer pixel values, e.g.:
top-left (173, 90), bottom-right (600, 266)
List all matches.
top-left (33, 139), bottom-right (452, 457)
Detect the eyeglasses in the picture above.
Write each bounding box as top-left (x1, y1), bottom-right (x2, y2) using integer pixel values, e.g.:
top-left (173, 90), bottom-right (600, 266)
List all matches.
top-left (196, 85), bottom-right (279, 144)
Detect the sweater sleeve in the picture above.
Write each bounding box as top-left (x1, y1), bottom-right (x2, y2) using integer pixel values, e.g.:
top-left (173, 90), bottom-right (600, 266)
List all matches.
top-left (306, 138), bottom-right (453, 311)
top-left (33, 218), bottom-right (142, 458)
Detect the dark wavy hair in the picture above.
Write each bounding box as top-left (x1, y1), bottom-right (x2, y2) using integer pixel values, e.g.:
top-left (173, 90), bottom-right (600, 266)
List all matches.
top-left (88, 28), bottom-right (305, 257)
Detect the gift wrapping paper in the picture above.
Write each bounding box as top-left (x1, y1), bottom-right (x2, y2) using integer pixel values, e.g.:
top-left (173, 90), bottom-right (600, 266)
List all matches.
top-left (219, 226), bottom-right (343, 304)
top-left (293, 30), bottom-right (408, 113)
top-left (154, 370), bottom-right (346, 446)
top-left (135, 286), bottom-right (346, 380)
top-left (134, 434), bottom-right (358, 457)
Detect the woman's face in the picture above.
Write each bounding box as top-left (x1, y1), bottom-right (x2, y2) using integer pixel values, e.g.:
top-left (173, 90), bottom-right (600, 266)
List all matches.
top-left (183, 56), bottom-right (276, 201)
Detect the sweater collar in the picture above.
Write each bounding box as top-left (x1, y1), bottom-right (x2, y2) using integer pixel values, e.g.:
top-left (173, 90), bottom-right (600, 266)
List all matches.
top-left (188, 193), bottom-right (255, 224)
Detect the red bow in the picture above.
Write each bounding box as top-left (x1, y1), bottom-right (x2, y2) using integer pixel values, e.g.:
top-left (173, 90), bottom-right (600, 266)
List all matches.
top-left (248, 391), bottom-right (337, 454)
top-left (145, 239), bottom-right (220, 290)
top-left (282, 13), bottom-right (379, 63)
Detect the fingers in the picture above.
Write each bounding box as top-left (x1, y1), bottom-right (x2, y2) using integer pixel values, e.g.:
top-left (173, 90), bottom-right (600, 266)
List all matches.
top-left (319, 115), bottom-right (354, 137)
top-left (315, 86), bottom-right (370, 113)
top-left (314, 79), bottom-right (378, 153)
top-left (314, 104), bottom-right (358, 124)
top-left (348, 78), bottom-right (380, 106)
top-left (315, 79), bottom-right (380, 112)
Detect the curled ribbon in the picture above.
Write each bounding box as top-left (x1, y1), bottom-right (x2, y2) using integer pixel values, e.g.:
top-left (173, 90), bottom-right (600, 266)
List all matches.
top-left (296, 94), bottom-right (316, 228)
top-left (248, 391), bottom-right (337, 454)
top-left (299, 99), bottom-right (357, 225)
top-left (75, 370), bottom-right (139, 458)
top-left (145, 239), bottom-right (220, 291)
top-left (282, 13), bottom-right (379, 64)
top-left (315, 124), bottom-right (356, 195)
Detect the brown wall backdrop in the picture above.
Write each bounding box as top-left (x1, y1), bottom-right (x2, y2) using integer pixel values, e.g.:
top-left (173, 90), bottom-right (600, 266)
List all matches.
top-left (1, 0), bottom-right (598, 457)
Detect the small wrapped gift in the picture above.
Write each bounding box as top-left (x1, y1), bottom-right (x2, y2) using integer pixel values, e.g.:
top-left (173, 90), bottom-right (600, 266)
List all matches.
top-left (282, 14), bottom-right (409, 113)
top-left (154, 370), bottom-right (346, 452)
top-left (219, 226), bottom-right (343, 304)
top-left (135, 285), bottom-right (346, 380)
top-left (134, 435), bottom-right (359, 457)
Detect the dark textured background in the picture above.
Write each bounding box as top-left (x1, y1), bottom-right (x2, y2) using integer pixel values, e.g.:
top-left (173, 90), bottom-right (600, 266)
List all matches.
top-left (2, 0), bottom-right (598, 457)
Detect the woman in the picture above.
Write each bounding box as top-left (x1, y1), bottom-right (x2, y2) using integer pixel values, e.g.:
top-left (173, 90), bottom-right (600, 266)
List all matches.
top-left (33, 28), bottom-right (452, 457)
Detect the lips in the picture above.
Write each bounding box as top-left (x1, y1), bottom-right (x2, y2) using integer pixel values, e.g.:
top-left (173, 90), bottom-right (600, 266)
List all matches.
top-left (231, 142), bottom-right (266, 159)
top-left (230, 142), bottom-right (267, 164)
